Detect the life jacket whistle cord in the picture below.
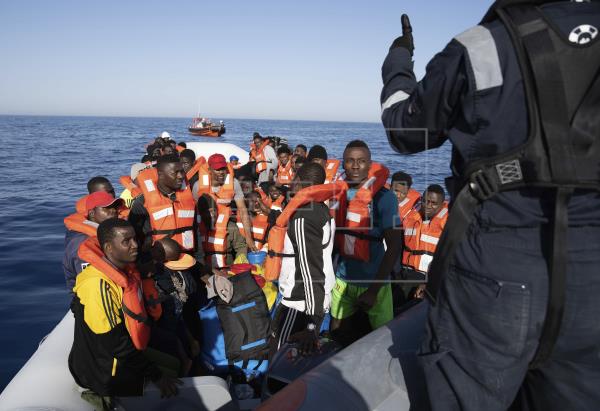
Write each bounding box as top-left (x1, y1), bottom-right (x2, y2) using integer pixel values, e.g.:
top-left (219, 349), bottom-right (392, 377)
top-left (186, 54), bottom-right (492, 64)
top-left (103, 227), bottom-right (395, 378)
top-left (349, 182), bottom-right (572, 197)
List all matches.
top-left (429, 2), bottom-right (600, 368)
top-left (137, 168), bottom-right (196, 251)
top-left (78, 237), bottom-right (151, 350)
top-left (264, 181), bottom-right (346, 281)
top-left (334, 163), bottom-right (390, 262)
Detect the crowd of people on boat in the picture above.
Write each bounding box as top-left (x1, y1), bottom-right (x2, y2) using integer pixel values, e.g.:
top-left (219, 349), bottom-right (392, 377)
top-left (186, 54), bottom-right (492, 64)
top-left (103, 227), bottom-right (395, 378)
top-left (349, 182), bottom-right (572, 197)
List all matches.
top-left (62, 130), bottom-right (449, 407)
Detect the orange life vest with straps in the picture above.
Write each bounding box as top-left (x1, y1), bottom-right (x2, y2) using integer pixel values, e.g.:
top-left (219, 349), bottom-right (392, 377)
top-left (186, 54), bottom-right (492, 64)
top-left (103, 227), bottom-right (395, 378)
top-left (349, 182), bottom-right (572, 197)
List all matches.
top-left (334, 163), bottom-right (390, 262)
top-left (276, 161), bottom-right (294, 185)
top-left (137, 168), bottom-right (196, 251)
top-left (142, 277), bottom-right (163, 321)
top-left (250, 140), bottom-right (270, 173)
top-left (199, 199), bottom-right (231, 268)
top-left (119, 176), bottom-right (142, 199)
top-left (197, 164), bottom-right (236, 268)
top-left (64, 213), bottom-right (98, 237)
top-left (77, 237), bottom-right (151, 350)
top-left (398, 189), bottom-right (421, 221)
top-left (324, 159), bottom-right (340, 184)
top-left (185, 156), bottom-right (206, 185)
top-left (237, 213), bottom-right (269, 250)
top-left (402, 202), bottom-right (448, 273)
top-left (264, 181), bottom-right (346, 281)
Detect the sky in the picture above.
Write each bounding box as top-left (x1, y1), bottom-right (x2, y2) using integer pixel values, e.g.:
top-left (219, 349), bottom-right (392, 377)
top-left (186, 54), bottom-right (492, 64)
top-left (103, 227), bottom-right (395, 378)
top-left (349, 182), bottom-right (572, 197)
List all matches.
top-left (0, 1), bottom-right (490, 122)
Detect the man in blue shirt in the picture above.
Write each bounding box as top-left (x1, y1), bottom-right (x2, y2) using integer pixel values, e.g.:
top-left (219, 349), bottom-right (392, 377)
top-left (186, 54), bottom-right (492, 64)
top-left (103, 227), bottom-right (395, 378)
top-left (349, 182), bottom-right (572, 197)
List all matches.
top-left (330, 140), bottom-right (402, 344)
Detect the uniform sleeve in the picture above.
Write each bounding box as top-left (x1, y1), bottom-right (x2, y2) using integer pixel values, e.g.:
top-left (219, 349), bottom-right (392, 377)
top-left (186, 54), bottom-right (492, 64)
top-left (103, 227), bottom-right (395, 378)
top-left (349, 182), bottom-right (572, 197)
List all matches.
top-left (288, 210), bottom-right (326, 321)
top-left (380, 42), bottom-right (468, 154)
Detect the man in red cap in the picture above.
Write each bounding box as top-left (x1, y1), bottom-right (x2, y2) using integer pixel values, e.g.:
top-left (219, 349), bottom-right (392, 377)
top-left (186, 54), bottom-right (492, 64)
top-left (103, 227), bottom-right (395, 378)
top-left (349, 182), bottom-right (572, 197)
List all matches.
top-left (194, 153), bottom-right (258, 255)
top-left (63, 191), bottom-right (124, 292)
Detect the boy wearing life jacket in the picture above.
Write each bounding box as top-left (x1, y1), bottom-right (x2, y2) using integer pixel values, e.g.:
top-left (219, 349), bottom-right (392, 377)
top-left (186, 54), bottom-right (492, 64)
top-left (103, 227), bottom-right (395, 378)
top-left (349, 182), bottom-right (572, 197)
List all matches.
top-left (128, 154), bottom-right (201, 275)
top-left (63, 191), bottom-right (123, 292)
top-left (391, 171), bottom-right (421, 222)
top-left (265, 182), bottom-right (286, 212)
top-left (307, 144), bottom-right (341, 184)
top-left (275, 146), bottom-right (294, 186)
top-left (269, 163), bottom-right (337, 357)
top-left (69, 218), bottom-right (181, 401)
top-left (401, 184), bottom-right (448, 298)
top-left (179, 149), bottom-right (197, 184)
top-left (245, 190), bottom-right (271, 250)
top-left (249, 133), bottom-right (278, 184)
top-left (330, 140), bottom-right (403, 345)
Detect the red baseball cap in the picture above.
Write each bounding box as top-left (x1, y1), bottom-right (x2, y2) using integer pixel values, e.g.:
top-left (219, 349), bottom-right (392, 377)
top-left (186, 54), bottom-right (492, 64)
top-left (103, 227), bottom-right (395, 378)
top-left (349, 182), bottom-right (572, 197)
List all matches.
top-left (86, 191), bottom-right (123, 213)
top-left (208, 153), bottom-right (227, 170)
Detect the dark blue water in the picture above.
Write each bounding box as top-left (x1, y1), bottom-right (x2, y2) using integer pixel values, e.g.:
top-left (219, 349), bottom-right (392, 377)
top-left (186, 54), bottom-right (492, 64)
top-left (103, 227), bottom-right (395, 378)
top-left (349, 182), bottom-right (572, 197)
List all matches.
top-left (0, 115), bottom-right (450, 390)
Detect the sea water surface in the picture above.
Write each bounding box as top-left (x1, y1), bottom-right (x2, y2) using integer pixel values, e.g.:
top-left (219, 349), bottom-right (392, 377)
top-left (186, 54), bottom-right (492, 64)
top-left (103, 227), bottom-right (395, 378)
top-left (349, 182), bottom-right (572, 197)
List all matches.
top-left (0, 115), bottom-right (450, 390)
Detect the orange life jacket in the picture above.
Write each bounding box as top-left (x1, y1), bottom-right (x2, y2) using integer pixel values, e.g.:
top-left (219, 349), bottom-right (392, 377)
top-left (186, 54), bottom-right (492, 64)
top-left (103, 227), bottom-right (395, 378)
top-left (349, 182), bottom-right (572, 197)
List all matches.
top-left (119, 176), bottom-right (142, 199)
top-left (77, 237), bottom-right (151, 350)
top-left (185, 157), bottom-right (207, 185)
top-left (142, 277), bottom-right (163, 321)
top-left (334, 163), bottom-right (390, 262)
top-left (64, 213), bottom-right (98, 237)
top-left (265, 195), bottom-right (285, 212)
top-left (195, 163), bottom-right (235, 205)
top-left (264, 181), bottom-right (346, 281)
top-left (324, 159), bottom-right (340, 184)
top-left (237, 213), bottom-right (269, 250)
top-left (250, 140), bottom-right (270, 173)
top-left (199, 199), bottom-right (231, 268)
top-left (276, 161), bottom-right (294, 186)
top-left (398, 189), bottom-right (421, 221)
top-left (137, 168), bottom-right (196, 251)
top-left (75, 196), bottom-right (87, 216)
top-left (402, 203), bottom-right (449, 273)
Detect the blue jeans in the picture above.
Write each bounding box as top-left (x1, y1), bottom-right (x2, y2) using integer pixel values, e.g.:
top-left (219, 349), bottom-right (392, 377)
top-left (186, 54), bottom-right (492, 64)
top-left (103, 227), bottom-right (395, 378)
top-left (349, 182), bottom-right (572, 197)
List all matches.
top-left (419, 226), bottom-right (600, 411)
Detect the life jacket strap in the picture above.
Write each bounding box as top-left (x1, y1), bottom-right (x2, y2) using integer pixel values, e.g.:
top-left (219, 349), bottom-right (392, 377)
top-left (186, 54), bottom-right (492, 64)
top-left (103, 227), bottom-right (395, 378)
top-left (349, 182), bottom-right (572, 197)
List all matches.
top-left (150, 225), bottom-right (194, 236)
top-left (122, 303), bottom-right (152, 325)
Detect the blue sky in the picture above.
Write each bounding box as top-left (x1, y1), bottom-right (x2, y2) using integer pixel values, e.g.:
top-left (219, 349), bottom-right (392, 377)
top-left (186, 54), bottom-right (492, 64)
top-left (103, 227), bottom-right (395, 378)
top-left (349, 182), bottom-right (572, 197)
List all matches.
top-left (0, 1), bottom-right (490, 122)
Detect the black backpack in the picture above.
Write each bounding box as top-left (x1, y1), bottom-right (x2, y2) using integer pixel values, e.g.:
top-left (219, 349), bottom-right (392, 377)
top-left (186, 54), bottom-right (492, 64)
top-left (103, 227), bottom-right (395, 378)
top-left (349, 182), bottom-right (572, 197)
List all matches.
top-left (215, 270), bottom-right (271, 368)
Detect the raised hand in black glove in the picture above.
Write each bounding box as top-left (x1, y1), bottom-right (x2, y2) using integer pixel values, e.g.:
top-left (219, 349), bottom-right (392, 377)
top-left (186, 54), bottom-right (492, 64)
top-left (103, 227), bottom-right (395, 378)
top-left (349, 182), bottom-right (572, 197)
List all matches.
top-left (389, 14), bottom-right (414, 56)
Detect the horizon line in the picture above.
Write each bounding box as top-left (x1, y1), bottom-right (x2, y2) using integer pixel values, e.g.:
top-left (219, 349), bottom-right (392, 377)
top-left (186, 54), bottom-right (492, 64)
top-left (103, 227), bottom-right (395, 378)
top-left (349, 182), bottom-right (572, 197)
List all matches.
top-left (0, 113), bottom-right (382, 125)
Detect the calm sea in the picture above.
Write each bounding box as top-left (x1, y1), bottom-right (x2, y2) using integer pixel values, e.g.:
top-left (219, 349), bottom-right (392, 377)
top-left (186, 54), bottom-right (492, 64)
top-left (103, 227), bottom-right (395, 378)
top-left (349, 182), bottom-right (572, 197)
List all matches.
top-left (0, 115), bottom-right (450, 389)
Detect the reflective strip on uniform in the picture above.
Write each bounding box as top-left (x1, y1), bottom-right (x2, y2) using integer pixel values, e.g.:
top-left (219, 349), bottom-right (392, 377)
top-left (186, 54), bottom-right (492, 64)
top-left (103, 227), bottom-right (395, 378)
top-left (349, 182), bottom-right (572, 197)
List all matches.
top-left (152, 207), bottom-right (173, 221)
top-left (178, 210), bottom-right (195, 218)
top-left (225, 175), bottom-right (230, 184)
top-left (212, 254), bottom-right (225, 268)
top-left (455, 25), bottom-right (503, 91)
top-left (217, 214), bottom-right (225, 223)
top-left (144, 180), bottom-right (156, 192)
top-left (362, 176), bottom-right (376, 190)
top-left (271, 205), bottom-right (282, 211)
top-left (381, 90), bottom-right (410, 112)
top-left (182, 230), bottom-right (194, 249)
top-left (217, 198), bottom-right (230, 204)
top-left (437, 208), bottom-right (448, 218)
top-left (252, 227), bottom-right (265, 234)
top-left (404, 228), bottom-right (417, 236)
top-left (83, 220), bottom-right (99, 228)
top-left (209, 237), bottom-right (224, 245)
top-left (346, 211), bottom-right (361, 223)
top-left (202, 175), bottom-right (209, 186)
top-left (399, 197), bottom-right (409, 207)
top-left (420, 234), bottom-right (439, 245)
top-left (327, 162), bottom-right (336, 170)
top-left (419, 254), bottom-right (433, 272)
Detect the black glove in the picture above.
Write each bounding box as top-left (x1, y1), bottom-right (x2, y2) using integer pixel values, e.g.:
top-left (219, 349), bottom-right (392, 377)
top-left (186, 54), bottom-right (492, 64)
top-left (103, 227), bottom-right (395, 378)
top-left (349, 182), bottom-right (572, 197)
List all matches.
top-left (389, 14), bottom-right (414, 56)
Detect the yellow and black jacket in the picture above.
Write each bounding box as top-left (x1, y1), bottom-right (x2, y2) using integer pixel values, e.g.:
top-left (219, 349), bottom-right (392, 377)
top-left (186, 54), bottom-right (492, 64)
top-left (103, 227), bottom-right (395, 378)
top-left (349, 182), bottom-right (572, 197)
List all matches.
top-left (68, 265), bottom-right (161, 397)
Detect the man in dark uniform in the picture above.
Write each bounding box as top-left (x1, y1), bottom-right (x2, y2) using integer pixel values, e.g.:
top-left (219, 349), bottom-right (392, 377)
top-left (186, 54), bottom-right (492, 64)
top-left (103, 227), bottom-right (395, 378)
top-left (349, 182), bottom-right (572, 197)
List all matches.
top-left (381, 1), bottom-right (600, 410)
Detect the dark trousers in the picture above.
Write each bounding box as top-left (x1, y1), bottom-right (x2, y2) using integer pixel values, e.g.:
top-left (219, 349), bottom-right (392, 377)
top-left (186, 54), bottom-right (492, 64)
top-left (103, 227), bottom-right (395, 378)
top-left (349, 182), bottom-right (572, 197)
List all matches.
top-left (420, 226), bottom-right (600, 411)
top-left (268, 305), bottom-right (311, 361)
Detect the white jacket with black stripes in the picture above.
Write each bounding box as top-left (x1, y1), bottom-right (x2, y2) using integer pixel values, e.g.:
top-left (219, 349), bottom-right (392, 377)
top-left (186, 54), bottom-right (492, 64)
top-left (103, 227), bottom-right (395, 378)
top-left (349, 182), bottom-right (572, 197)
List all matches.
top-left (277, 201), bottom-right (335, 323)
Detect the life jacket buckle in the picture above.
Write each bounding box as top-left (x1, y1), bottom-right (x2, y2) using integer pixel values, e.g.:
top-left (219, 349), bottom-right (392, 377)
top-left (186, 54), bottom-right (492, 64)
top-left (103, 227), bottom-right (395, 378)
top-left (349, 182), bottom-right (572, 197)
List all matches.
top-left (468, 169), bottom-right (497, 201)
